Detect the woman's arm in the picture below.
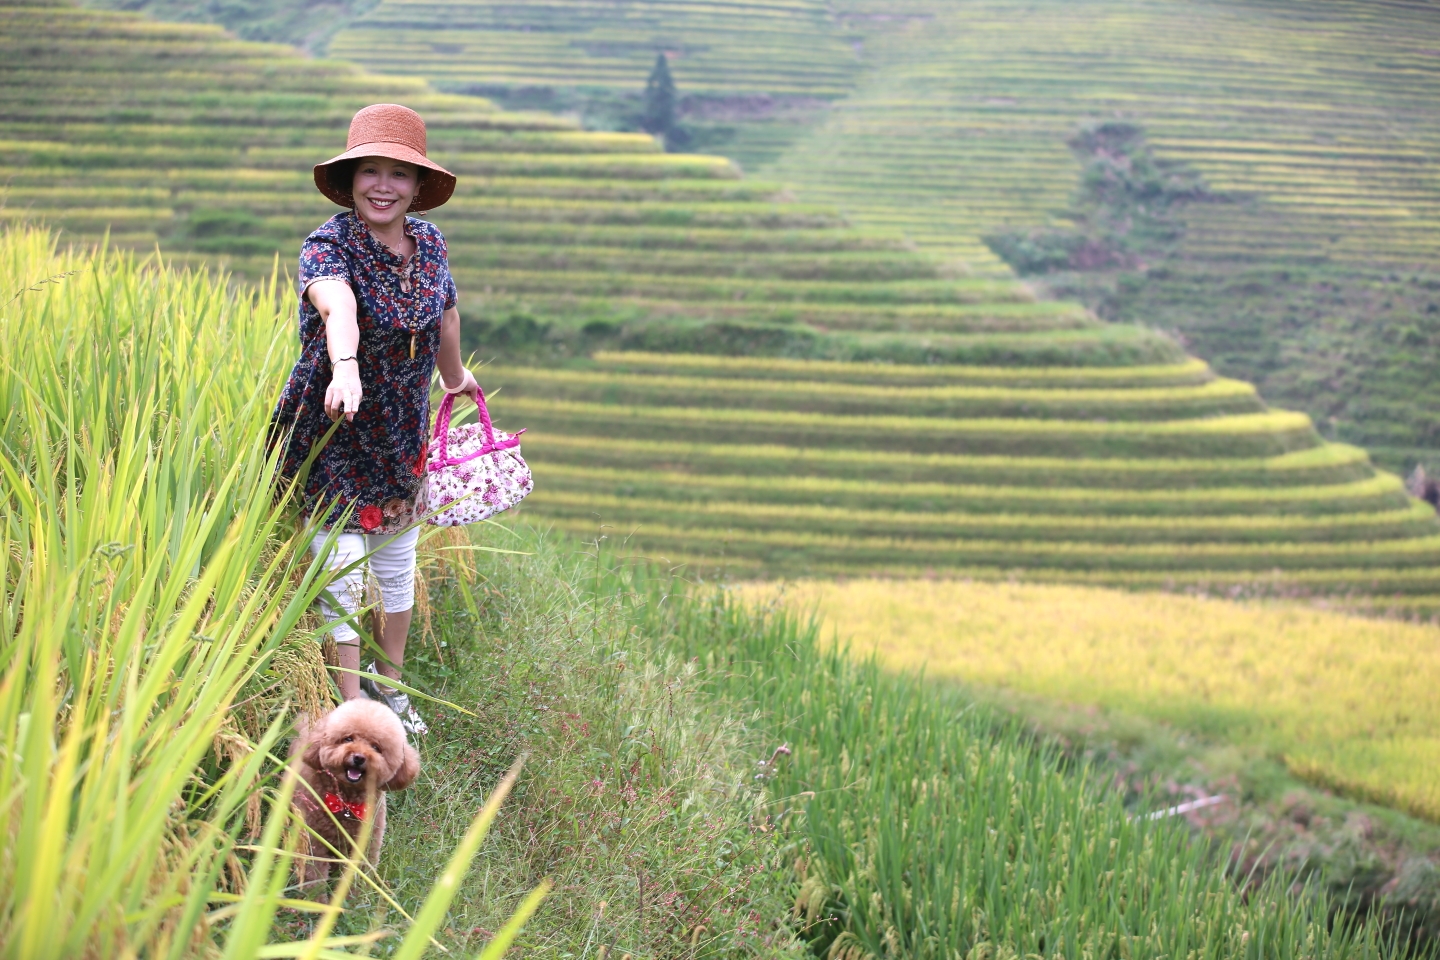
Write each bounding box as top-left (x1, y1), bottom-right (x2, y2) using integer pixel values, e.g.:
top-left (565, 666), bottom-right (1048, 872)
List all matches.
top-left (308, 279), bottom-right (363, 422)
top-left (436, 306), bottom-right (480, 402)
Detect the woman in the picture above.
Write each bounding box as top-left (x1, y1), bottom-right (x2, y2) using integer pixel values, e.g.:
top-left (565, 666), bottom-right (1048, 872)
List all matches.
top-left (272, 103), bottom-right (478, 735)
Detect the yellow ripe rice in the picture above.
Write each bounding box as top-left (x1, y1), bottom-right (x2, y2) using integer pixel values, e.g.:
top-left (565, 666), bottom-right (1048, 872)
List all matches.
top-left (738, 578), bottom-right (1440, 821)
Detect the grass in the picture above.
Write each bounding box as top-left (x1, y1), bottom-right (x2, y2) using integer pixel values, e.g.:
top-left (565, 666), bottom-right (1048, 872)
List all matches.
top-left (0, 227), bottom-right (809, 955)
top-left (736, 577), bottom-right (1440, 823)
top-left (0, 226), bottom-right (559, 955)
top-left (304, 529), bottom-right (807, 958)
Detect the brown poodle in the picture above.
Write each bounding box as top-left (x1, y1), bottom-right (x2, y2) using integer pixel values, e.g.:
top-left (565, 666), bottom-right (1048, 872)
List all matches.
top-left (291, 699), bottom-right (420, 887)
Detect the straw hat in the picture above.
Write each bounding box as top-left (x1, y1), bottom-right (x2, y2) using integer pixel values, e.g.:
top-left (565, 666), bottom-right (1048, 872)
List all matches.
top-left (313, 103), bottom-right (456, 211)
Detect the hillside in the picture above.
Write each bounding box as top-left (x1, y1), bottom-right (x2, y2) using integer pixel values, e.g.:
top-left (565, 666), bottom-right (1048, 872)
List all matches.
top-left (774, 0), bottom-right (1440, 270)
top-left (5, 0), bottom-right (1440, 611)
top-left (320, 0), bottom-right (861, 166)
top-left (216, 0), bottom-right (1440, 470)
top-left (327, 0), bottom-right (859, 97)
top-left (770, 0), bottom-right (1440, 470)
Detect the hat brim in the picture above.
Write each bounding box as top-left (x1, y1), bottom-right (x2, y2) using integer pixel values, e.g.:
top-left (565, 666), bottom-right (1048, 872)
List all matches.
top-left (313, 142), bottom-right (456, 211)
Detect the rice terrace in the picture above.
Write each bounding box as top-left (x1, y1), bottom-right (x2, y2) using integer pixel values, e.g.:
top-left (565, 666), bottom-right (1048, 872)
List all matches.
top-left (4, 0), bottom-right (1440, 955)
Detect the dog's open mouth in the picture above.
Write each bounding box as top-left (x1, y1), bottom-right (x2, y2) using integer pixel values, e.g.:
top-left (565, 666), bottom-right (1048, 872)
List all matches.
top-left (345, 768), bottom-right (364, 783)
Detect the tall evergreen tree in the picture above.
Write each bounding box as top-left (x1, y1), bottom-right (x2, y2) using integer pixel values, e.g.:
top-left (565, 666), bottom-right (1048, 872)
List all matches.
top-left (642, 53), bottom-right (677, 143)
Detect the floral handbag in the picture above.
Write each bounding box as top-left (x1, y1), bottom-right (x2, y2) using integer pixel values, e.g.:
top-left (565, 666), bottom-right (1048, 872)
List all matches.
top-left (421, 387), bottom-right (533, 526)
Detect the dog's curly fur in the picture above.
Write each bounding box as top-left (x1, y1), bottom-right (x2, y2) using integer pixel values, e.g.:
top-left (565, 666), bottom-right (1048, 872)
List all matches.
top-left (291, 699), bottom-right (420, 887)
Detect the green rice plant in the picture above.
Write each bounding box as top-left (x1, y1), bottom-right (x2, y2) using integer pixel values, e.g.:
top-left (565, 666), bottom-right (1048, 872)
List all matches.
top-left (518, 432), bottom-right (1377, 487)
top-left (466, 313), bottom-right (1181, 367)
top-left (460, 268), bottom-right (1026, 303)
top-left (486, 365), bottom-right (1263, 420)
top-left (451, 245), bottom-right (946, 282)
top-left (540, 516), bottom-right (1440, 572)
top-left (0, 228), bottom-right (544, 954)
top-left (490, 396), bottom-right (1322, 457)
top-left (589, 350), bottom-right (1214, 387)
top-left (438, 221), bottom-right (902, 252)
top-left (527, 490), bottom-right (1439, 545)
top-left (532, 462), bottom-right (1412, 516)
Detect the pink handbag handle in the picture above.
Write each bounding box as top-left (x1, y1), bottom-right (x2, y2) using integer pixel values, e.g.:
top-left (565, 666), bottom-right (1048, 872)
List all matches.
top-left (429, 387), bottom-right (524, 471)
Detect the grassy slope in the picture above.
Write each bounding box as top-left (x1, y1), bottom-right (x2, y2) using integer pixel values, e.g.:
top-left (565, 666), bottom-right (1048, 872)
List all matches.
top-left (397, 526), bottom-right (1428, 957)
top-left (328, 533), bottom-right (805, 957)
top-left (632, 557), bottom-right (1413, 958)
top-left (740, 576), bottom-right (1440, 943)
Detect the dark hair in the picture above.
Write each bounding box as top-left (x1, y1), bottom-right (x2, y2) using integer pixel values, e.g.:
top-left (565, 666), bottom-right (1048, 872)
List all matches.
top-left (325, 158), bottom-right (358, 199)
top-left (326, 159), bottom-right (428, 203)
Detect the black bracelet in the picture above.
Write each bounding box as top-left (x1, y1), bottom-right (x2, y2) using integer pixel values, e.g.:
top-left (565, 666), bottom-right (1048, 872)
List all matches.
top-left (332, 354), bottom-right (357, 363)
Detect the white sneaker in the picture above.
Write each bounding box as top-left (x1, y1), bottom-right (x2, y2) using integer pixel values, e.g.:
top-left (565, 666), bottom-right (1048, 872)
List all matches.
top-left (362, 662), bottom-right (428, 736)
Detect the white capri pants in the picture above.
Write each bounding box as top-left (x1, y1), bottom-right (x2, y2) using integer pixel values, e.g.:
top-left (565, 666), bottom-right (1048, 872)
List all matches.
top-left (310, 528), bottom-right (420, 645)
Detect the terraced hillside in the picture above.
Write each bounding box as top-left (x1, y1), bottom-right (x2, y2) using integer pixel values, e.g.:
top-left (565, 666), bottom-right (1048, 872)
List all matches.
top-left (488, 351), bottom-right (1440, 608)
top-left (765, 0), bottom-right (1440, 471)
top-left (325, 0), bottom-right (860, 97)
top-left (319, 0), bottom-right (863, 167)
top-left (76, 1), bottom-right (1440, 466)
top-left (283, 0), bottom-right (1440, 275)
top-left (7, 0), bottom-right (1440, 608)
top-left (771, 0), bottom-right (1440, 271)
top-left (0, 1), bottom-right (877, 323)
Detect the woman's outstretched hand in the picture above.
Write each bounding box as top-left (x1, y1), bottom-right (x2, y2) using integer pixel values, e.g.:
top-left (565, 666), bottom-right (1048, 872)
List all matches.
top-left (442, 367), bottom-right (481, 404)
top-left (308, 278), bottom-right (362, 423)
top-left (325, 357), bottom-right (363, 421)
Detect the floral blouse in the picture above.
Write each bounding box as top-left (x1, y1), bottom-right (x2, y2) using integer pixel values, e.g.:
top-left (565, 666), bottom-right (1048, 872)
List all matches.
top-left (271, 211), bottom-right (457, 534)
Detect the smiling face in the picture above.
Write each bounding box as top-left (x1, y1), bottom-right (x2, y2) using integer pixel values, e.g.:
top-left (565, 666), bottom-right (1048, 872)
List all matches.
top-left (302, 699), bottom-right (419, 794)
top-left (351, 156), bottom-right (420, 229)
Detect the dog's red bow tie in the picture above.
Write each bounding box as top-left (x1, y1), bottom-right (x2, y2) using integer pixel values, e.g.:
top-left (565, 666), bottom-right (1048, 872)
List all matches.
top-left (323, 793), bottom-right (367, 820)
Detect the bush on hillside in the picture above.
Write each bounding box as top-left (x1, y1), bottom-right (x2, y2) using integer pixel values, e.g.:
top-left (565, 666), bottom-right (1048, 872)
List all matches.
top-left (985, 121), bottom-right (1218, 274)
top-left (642, 52), bottom-right (692, 152)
